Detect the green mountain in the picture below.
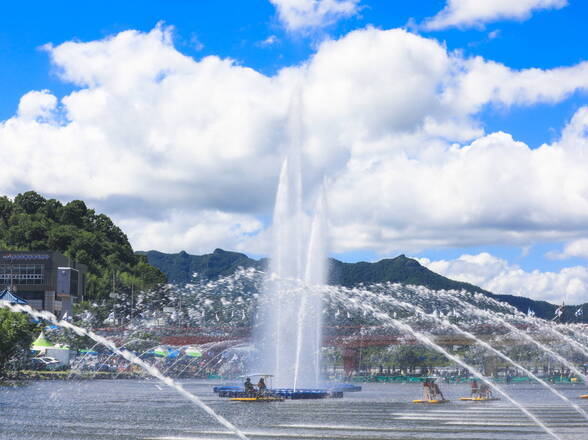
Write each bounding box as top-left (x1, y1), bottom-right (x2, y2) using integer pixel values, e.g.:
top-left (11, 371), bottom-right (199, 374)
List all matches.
top-left (329, 255), bottom-right (486, 292)
top-left (141, 248), bottom-right (264, 283)
top-left (0, 191), bottom-right (166, 299)
top-left (142, 248), bottom-right (584, 322)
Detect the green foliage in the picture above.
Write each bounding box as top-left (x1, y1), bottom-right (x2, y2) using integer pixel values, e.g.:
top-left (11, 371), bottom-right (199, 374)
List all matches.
top-left (386, 346), bottom-right (448, 370)
top-left (0, 191), bottom-right (166, 300)
top-left (46, 328), bottom-right (94, 352)
top-left (0, 309), bottom-right (38, 375)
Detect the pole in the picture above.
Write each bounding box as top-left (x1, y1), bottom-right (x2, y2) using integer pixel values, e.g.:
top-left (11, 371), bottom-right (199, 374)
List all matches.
top-left (10, 254), bottom-right (14, 292)
top-left (112, 271), bottom-right (116, 326)
top-left (178, 293), bottom-right (182, 328)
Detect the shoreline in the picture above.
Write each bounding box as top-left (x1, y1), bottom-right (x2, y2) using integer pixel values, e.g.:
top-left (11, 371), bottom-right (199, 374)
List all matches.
top-left (1, 370), bottom-right (143, 382)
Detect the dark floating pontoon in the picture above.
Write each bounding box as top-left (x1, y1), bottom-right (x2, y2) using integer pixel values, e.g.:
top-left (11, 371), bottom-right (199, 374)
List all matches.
top-left (215, 387), bottom-right (343, 399)
top-left (214, 374), bottom-right (360, 400)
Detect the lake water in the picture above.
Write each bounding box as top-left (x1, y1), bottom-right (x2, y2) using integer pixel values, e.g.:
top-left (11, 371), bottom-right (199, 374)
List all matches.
top-left (1, 380), bottom-right (587, 439)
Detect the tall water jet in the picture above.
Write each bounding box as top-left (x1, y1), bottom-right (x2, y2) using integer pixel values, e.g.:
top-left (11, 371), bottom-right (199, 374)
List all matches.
top-left (255, 93), bottom-right (327, 387)
top-left (294, 185), bottom-right (328, 389)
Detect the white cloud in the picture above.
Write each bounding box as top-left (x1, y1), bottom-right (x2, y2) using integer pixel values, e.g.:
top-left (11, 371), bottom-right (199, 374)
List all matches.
top-left (549, 239), bottom-right (588, 260)
top-left (259, 35), bottom-right (279, 46)
top-left (487, 30), bottom-right (500, 40)
top-left (2, 26), bottom-right (588, 256)
top-left (424, 0), bottom-right (568, 30)
top-left (269, 0), bottom-right (360, 31)
top-left (117, 210), bottom-right (263, 254)
top-left (561, 239), bottom-right (588, 259)
top-left (418, 253), bottom-right (588, 304)
top-left (327, 109), bottom-right (588, 254)
top-left (17, 90), bottom-right (58, 121)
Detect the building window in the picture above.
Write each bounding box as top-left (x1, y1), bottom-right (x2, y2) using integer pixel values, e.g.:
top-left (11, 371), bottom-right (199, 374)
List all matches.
top-left (0, 264), bottom-right (44, 285)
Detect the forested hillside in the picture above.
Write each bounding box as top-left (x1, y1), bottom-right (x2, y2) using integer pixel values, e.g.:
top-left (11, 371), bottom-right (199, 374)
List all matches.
top-left (0, 191), bottom-right (165, 299)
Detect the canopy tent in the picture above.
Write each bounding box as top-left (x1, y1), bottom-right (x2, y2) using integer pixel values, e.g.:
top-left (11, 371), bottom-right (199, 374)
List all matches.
top-left (148, 347), bottom-right (170, 358)
top-left (32, 332), bottom-right (53, 348)
top-left (0, 288), bottom-right (28, 305)
top-left (167, 349), bottom-right (181, 359)
top-left (31, 332), bottom-right (55, 353)
top-left (185, 347), bottom-right (203, 358)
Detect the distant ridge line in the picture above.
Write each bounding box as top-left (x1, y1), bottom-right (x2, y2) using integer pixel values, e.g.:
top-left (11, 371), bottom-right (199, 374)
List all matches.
top-left (138, 248), bottom-right (586, 322)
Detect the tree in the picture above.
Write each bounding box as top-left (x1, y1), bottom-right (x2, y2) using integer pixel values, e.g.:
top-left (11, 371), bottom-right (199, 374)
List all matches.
top-left (40, 198), bottom-right (63, 221)
top-left (47, 224), bottom-right (77, 250)
top-left (14, 191), bottom-right (46, 215)
top-left (0, 191), bottom-right (167, 300)
top-left (0, 196), bottom-right (13, 226)
top-left (0, 309), bottom-right (37, 376)
top-left (389, 345), bottom-right (447, 372)
top-left (60, 200), bottom-right (88, 227)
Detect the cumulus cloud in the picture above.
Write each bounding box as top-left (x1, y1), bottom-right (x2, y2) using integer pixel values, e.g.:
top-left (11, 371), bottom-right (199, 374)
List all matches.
top-left (17, 90), bottom-right (58, 121)
top-left (419, 253), bottom-right (588, 304)
top-left (423, 0), bottom-right (568, 30)
top-left (328, 105), bottom-right (588, 254)
top-left (269, 0), bottom-right (360, 31)
top-left (1, 25), bottom-right (588, 256)
top-left (549, 239), bottom-right (588, 260)
top-left (117, 210), bottom-right (263, 254)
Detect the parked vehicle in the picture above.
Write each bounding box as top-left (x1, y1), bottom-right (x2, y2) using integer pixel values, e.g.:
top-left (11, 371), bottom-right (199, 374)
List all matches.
top-left (93, 363), bottom-right (116, 372)
top-left (79, 362), bottom-right (116, 372)
top-left (28, 357), bottom-right (61, 371)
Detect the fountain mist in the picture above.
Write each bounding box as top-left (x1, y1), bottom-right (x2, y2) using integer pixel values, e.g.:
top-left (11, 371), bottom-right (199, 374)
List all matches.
top-left (3, 303), bottom-right (249, 440)
top-left (348, 285), bottom-right (588, 421)
top-left (324, 287), bottom-right (563, 440)
top-left (255, 91), bottom-right (327, 388)
top-left (444, 292), bottom-right (588, 383)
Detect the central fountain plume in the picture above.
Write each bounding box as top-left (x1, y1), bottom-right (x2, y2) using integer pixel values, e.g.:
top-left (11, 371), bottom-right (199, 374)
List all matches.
top-left (255, 98), bottom-right (328, 388)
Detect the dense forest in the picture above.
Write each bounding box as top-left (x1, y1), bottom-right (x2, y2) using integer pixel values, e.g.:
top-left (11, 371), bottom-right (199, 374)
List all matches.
top-left (0, 191), bottom-right (166, 300)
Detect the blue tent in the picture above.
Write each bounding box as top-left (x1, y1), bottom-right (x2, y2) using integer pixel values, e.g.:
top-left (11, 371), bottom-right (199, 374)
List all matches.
top-left (167, 349), bottom-right (181, 359)
top-left (0, 288), bottom-right (27, 305)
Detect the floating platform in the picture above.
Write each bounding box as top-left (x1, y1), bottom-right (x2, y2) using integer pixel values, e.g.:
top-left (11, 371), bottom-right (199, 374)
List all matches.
top-left (230, 396), bottom-right (284, 402)
top-left (273, 388), bottom-right (340, 399)
top-left (216, 387), bottom-right (343, 399)
top-left (326, 383), bottom-right (362, 392)
top-left (413, 399), bottom-right (450, 404)
top-left (213, 385), bottom-right (241, 393)
top-left (459, 397), bottom-right (500, 402)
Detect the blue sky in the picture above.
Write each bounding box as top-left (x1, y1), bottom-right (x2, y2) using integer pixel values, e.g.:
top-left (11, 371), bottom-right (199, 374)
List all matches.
top-left (1, 0), bottom-right (588, 303)
top-left (2, 0), bottom-right (586, 125)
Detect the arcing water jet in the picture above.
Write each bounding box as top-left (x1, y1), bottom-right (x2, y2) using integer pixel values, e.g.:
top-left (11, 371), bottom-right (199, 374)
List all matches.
top-left (2, 303), bottom-right (249, 440)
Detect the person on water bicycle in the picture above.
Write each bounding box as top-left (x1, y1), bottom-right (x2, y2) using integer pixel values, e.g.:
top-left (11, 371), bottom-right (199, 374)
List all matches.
top-left (244, 378), bottom-right (255, 396)
top-left (470, 379), bottom-right (479, 398)
top-left (257, 377), bottom-right (268, 396)
top-left (431, 381), bottom-right (445, 401)
top-left (479, 383), bottom-right (492, 399)
top-left (422, 380), bottom-right (432, 400)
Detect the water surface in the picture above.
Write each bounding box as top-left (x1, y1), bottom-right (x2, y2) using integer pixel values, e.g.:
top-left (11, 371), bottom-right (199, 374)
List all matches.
top-left (1, 380), bottom-right (586, 439)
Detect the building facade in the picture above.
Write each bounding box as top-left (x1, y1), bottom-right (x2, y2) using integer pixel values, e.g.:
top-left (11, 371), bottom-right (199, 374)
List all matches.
top-left (0, 251), bottom-right (87, 318)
